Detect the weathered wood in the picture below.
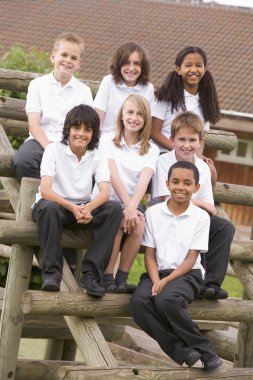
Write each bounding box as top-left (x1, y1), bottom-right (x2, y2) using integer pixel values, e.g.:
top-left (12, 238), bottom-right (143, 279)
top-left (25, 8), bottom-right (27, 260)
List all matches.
top-left (0, 96), bottom-right (27, 121)
top-left (230, 241), bottom-right (253, 261)
top-left (214, 182), bottom-right (253, 206)
top-left (0, 190), bottom-right (14, 212)
top-left (0, 219), bottom-right (92, 248)
top-left (203, 329), bottom-right (236, 362)
top-left (0, 154), bottom-right (16, 177)
top-left (0, 125), bottom-right (20, 212)
top-left (43, 339), bottom-right (65, 361)
top-left (230, 261), bottom-right (253, 299)
top-left (0, 68), bottom-right (100, 97)
top-left (21, 291), bottom-right (253, 322)
top-left (0, 243), bottom-right (39, 266)
top-left (205, 129), bottom-right (237, 151)
top-left (56, 365), bottom-right (253, 380)
top-left (16, 359), bottom-right (85, 380)
top-left (0, 179), bottom-right (35, 379)
top-left (0, 212), bottom-right (15, 220)
top-left (0, 118), bottom-right (28, 137)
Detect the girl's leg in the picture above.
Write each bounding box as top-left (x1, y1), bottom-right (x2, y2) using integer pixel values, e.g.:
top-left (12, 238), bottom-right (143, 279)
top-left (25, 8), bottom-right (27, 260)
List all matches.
top-left (104, 228), bottom-right (124, 274)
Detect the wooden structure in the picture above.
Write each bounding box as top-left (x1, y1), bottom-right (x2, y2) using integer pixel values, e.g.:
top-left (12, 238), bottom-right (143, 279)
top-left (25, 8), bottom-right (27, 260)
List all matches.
top-left (0, 68), bottom-right (253, 379)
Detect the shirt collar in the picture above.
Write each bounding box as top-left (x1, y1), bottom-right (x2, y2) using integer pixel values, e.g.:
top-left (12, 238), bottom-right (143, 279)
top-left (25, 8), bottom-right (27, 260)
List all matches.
top-left (120, 135), bottom-right (141, 149)
top-left (184, 89), bottom-right (199, 99)
top-left (117, 81), bottom-right (142, 91)
top-left (64, 144), bottom-right (95, 160)
top-left (49, 72), bottom-right (75, 88)
top-left (172, 148), bottom-right (197, 164)
top-left (162, 199), bottom-right (193, 217)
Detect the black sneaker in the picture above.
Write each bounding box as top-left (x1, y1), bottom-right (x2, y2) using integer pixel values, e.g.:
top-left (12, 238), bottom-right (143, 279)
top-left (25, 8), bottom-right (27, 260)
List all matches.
top-left (203, 356), bottom-right (222, 371)
top-left (116, 282), bottom-right (137, 294)
top-left (80, 272), bottom-right (105, 297)
top-left (104, 283), bottom-right (126, 294)
top-left (41, 278), bottom-right (60, 292)
top-left (202, 286), bottom-right (228, 300)
top-left (184, 350), bottom-right (201, 367)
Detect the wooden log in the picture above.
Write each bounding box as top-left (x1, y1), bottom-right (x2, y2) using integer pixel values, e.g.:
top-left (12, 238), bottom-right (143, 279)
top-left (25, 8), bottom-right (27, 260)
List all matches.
top-left (0, 179), bottom-right (35, 379)
top-left (230, 241), bottom-right (253, 261)
top-left (203, 329), bottom-right (235, 362)
top-left (16, 359), bottom-right (85, 380)
top-left (0, 212), bottom-right (15, 220)
top-left (0, 219), bottom-right (92, 248)
top-left (21, 291), bottom-right (253, 322)
top-left (0, 244), bottom-right (39, 267)
top-left (0, 154), bottom-right (16, 177)
top-left (0, 125), bottom-right (20, 213)
top-left (0, 96), bottom-right (27, 121)
top-left (205, 129), bottom-right (237, 152)
top-left (214, 182), bottom-right (253, 206)
top-left (56, 365), bottom-right (253, 379)
top-left (230, 261), bottom-right (253, 299)
top-left (0, 118), bottom-right (28, 138)
top-left (0, 68), bottom-right (100, 98)
top-left (0, 190), bottom-right (14, 212)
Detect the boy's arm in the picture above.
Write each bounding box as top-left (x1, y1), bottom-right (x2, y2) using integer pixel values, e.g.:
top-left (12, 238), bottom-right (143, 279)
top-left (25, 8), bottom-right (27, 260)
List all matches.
top-left (28, 113), bottom-right (50, 149)
top-left (153, 250), bottom-right (199, 296)
top-left (144, 246), bottom-right (160, 293)
top-left (191, 199), bottom-right (217, 215)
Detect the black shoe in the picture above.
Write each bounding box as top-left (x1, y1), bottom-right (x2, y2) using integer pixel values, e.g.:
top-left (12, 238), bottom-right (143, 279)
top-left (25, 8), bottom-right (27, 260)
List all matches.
top-left (41, 278), bottom-right (60, 292)
top-left (116, 282), bottom-right (137, 294)
top-left (202, 286), bottom-right (228, 300)
top-left (203, 356), bottom-right (222, 371)
top-left (80, 272), bottom-right (105, 297)
top-left (184, 350), bottom-right (201, 367)
top-left (104, 283), bottom-right (126, 294)
top-left (197, 287), bottom-right (216, 299)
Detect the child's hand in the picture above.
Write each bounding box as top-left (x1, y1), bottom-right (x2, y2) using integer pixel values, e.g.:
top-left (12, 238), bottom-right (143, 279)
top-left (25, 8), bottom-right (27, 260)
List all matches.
top-left (152, 278), bottom-right (166, 296)
top-left (73, 203), bottom-right (93, 224)
top-left (122, 205), bottom-right (138, 233)
top-left (200, 155), bottom-right (214, 165)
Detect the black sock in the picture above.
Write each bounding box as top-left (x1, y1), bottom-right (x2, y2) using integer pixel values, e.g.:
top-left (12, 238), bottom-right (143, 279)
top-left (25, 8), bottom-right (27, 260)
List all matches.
top-left (102, 273), bottom-right (115, 286)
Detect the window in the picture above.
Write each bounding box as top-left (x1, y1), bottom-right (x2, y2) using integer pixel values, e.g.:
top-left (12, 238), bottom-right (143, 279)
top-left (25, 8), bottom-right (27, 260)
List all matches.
top-left (216, 139), bottom-right (253, 166)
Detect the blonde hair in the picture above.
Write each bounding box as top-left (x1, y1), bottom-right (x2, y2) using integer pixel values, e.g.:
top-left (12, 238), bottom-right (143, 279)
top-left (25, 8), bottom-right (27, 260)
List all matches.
top-left (53, 32), bottom-right (85, 56)
top-left (114, 94), bottom-right (151, 155)
top-left (171, 111), bottom-right (204, 139)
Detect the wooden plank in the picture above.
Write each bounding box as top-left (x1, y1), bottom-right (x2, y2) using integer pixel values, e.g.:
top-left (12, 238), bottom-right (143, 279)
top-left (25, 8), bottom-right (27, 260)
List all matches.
top-left (56, 365), bottom-right (253, 380)
top-left (21, 291), bottom-right (253, 322)
top-left (214, 182), bottom-right (253, 206)
top-left (0, 154), bottom-right (16, 177)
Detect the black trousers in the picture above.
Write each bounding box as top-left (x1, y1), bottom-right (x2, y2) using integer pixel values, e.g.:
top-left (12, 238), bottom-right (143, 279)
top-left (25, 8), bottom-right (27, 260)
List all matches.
top-left (32, 199), bottom-right (122, 281)
top-left (12, 139), bottom-right (44, 180)
top-left (130, 270), bottom-right (216, 365)
top-left (202, 215), bottom-right (235, 288)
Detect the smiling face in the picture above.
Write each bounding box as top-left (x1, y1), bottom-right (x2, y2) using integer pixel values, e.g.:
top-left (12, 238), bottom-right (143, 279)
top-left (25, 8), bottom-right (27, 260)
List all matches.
top-left (120, 51), bottom-right (142, 87)
top-left (176, 53), bottom-right (206, 94)
top-left (50, 40), bottom-right (81, 84)
top-left (171, 127), bottom-right (201, 162)
top-left (121, 99), bottom-right (145, 135)
top-left (69, 123), bottom-right (93, 158)
top-left (167, 167), bottom-right (199, 205)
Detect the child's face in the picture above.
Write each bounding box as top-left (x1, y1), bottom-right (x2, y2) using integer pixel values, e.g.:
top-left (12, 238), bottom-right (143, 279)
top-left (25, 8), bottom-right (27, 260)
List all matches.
top-left (50, 41), bottom-right (81, 81)
top-left (166, 167), bottom-right (200, 204)
top-left (176, 53), bottom-right (206, 93)
top-left (121, 100), bottom-right (144, 134)
top-left (69, 123), bottom-right (93, 152)
top-left (120, 51), bottom-right (141, 87)
top-left (171, 128), bottom-right (201, 161)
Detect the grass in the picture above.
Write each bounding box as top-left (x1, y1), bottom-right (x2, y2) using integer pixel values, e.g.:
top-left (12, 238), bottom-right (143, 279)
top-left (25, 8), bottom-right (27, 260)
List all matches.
top-left (129, 253), bottom-right (244, 299)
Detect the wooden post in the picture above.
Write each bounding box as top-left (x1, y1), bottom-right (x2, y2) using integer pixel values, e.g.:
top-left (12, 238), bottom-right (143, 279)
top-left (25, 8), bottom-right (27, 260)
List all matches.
top-left (0, 178), bottom-right (38, 379)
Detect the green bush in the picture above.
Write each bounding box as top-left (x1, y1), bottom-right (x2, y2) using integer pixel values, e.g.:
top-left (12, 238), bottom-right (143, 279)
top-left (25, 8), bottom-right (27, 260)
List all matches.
top-left (0, 44), bottom-right (50, 289)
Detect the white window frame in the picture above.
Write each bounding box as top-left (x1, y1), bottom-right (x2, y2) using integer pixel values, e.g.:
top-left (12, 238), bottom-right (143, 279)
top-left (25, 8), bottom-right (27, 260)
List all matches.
top-left (216, 138), bottom-right (253, 166)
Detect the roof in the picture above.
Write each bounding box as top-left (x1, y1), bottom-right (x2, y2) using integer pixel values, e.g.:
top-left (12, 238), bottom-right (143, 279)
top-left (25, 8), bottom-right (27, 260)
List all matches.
top-left (0, 0), bottom-right (253, 114)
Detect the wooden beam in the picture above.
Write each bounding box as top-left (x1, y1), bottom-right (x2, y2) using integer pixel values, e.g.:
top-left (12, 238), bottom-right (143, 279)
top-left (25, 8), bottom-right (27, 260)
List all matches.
top-left (21, 291), bottom-right (253, 323)
top-left (205, 129), bottom-right (237, 152)
top-left (0, 118), bottom-right (28, 138)
top-left (0, 96), bottom-right (27, 121)
top-left (214, 182), bottom-right (253, 206)
top-left (0, 154), bottom-right (16, 178)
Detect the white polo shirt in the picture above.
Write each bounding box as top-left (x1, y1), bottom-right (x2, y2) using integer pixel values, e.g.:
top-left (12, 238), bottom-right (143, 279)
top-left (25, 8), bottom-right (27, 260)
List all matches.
top-left (26, 72), bottom-right (94, 143)
top-left (143, 201), bottom-right (210, 278)
top-left (35, 142), bottom-right (109, 204)
top-left (151, 90), bottom-right (210, 152)
top-left (94, 74), bottom-right (154, 134)
top-left (93, 132), bottom-right (159, 204)
top-left (151, 149), bottom-right (213, 204)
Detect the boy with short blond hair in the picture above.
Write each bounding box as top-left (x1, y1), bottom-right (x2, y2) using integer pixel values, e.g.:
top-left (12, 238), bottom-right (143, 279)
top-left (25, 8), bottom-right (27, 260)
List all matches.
top-left (13, 32), bottom-right (93, 180)
top-left (152, 111), bottom-right (234, 299)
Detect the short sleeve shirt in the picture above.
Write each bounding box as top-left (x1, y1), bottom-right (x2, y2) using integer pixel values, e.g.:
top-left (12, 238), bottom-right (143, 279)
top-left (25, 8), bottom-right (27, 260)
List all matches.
top-left (151, 90), bottom-right (210, 152)
top-left (93, 132), bottom-right (159, 204)
top-left (151, 149), bottom-right (214, 204)
top-left (26, 73), bottom-right (94, 142)
top-left (143, 201), bottom-right (210, 277)
top-left (35, 142), bottom-right (109, 204)
top-left (94, 74), bottom-right (154, 134)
